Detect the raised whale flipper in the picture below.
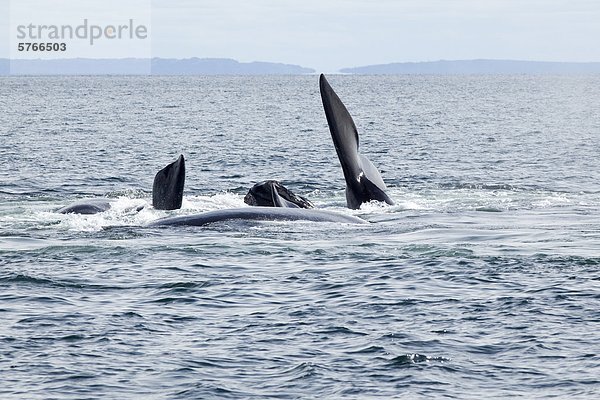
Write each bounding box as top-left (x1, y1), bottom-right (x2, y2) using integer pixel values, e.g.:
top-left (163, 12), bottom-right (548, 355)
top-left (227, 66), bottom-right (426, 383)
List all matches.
top-left (319, 74), bottom-right (394, 210)
top-left (152, 154), bottom-right (185, 210)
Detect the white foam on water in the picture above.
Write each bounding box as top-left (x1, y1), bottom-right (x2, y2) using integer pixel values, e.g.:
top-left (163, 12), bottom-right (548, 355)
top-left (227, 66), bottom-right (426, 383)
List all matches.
top-left (34, 193), bottom-right (250, 232)
top-left (532, 193), bottom-right (572, 208)
top-left (381, 186), bottom-right (585, 214)
top-left (181, 192), bottom-right (247, 212)
top-left (8, 187), bottom-right (595, 233)
top-left (51, 197), bottom-right (150, 232)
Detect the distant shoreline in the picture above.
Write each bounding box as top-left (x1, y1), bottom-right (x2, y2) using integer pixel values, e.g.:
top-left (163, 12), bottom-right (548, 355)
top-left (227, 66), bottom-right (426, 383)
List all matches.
top-left (0, 57), bottom-right (315, 76)
top-left (2, 58), bottom-right (600, 75)
top-left (340, 59), bottom-right (600, 75)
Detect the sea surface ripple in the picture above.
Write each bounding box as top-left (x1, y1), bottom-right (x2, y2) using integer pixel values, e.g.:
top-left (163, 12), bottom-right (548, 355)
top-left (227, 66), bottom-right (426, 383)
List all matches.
top-left (0, 75), bottom-right (599, 399)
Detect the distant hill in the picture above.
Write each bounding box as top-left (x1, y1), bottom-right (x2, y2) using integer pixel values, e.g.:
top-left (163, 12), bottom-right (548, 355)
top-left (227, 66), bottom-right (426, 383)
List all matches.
top-left (0, 58), bottom-right (315, 75)
top-left (151, 58), bottom-right (315, 75)
top-left (4, 58), bottom-right (600, 76)
top-left (340, 59), bottom-right (600, 74)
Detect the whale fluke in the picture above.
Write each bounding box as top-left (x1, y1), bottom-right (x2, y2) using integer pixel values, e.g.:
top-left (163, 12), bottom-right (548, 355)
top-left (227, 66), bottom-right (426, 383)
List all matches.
top-left (319, 74), bottom-right (394, 210)
top-left (152, 154), bottom-right (185, 210)
top-left (244, 180), bottom-right (313, 209)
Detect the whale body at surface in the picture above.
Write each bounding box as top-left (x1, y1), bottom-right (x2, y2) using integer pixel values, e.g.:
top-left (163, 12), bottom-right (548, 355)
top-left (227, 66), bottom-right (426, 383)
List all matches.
top-left (149, 207), bottom-right (366, 227)
top-left (56, 198), bottom-right (114, 215)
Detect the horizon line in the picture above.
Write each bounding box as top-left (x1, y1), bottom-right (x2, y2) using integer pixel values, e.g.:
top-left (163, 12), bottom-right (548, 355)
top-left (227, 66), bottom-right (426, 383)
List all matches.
top-left (4, 58), bottom-right (600, 76)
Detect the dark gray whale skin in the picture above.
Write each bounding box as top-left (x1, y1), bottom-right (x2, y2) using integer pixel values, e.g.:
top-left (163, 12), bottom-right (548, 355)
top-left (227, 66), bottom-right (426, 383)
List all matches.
top-left (153, 154), bottom-right (185, 210)
top-left (149, 207), bottom-right (367, 227)
top-left (244, 180), bottom-right (314, 209)
top-left (56, 198), bottom-right (114, 214)
top-left (319, 74), bottom-right (394, 210)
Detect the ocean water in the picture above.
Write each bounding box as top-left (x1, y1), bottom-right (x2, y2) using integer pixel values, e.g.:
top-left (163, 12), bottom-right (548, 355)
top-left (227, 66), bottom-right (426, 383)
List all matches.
top-left (0, 75), bottom-right (599, 399)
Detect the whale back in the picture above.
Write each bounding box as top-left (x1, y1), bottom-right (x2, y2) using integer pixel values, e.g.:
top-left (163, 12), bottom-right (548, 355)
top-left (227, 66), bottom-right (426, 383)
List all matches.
top-left (57, 198), bottom-right (112, 214)
top-left (150, 207), bottom-right (366, 227)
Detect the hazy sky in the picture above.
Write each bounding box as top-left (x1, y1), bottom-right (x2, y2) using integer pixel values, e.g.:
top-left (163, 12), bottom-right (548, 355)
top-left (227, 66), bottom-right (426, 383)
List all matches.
top-left (3, 0), bottom-right (599, 71)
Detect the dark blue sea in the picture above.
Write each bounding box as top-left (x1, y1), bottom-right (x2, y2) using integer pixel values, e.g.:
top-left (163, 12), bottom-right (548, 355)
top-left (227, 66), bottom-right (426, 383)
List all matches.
top-left (1, 75), bottom-right (599, 399)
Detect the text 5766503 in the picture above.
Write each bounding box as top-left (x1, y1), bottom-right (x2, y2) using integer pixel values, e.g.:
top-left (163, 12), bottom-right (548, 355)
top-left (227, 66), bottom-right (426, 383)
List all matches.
top-left (17, 43), bottom-right (67, 52)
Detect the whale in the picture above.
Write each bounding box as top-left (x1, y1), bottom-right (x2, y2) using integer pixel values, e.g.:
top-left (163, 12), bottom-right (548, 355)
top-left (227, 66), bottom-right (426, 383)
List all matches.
top-left (149, 206), bottom-right (366, 227)
top-left (244, 180), bottom-right (313, 209)
top-left (152, 181), bottom-right (365, 227)
top-left (55, 198), bottom-right (115, 215)
top-left (239, 75), bottom-right (394, 211)
top-left (152, 154), bottom-right (185, 210)
top-left (55, 155), bottom-right (365, 226)
top-left (150, 178), bottom-right (365, 227)
top-left (57, 155), bottom-right (186, 214)
top-left (57, 74), bottom-right (390, 226)
top-left (319, 74), bottom-right (394, 210)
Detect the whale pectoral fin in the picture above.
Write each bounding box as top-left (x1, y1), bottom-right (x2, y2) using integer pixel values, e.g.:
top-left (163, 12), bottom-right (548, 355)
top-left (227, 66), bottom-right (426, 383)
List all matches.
top-left (271, 189), bottom-right (300, 208)
top-left (152, 154), bottom-right (185, 210)
top-left (319, 74), bottom-right (393, 209)
top-left (319, 74), bottom-right (361, 179)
